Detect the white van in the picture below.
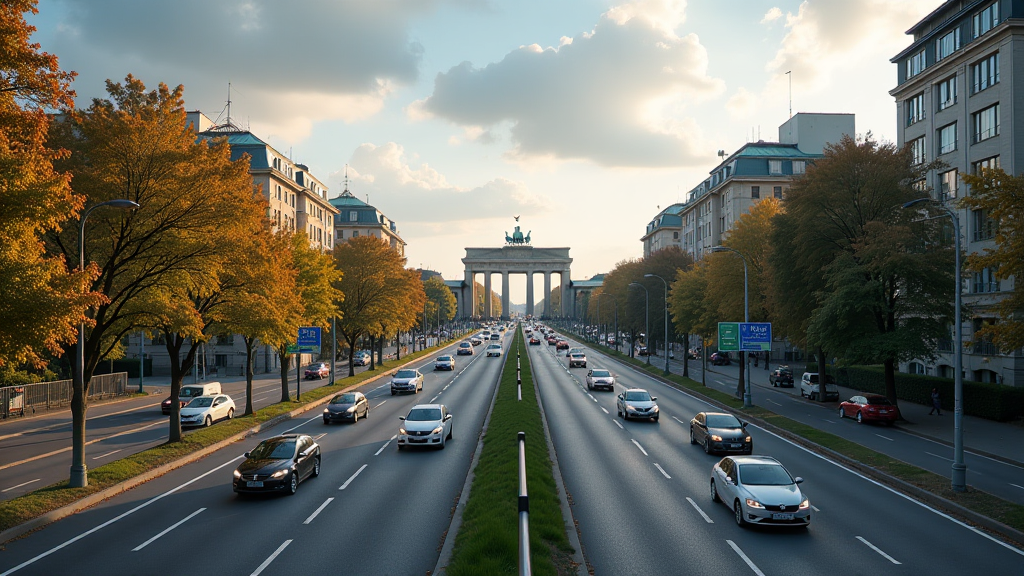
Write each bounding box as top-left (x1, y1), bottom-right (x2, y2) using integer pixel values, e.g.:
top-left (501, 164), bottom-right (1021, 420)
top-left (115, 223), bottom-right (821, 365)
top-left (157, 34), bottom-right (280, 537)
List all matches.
top-left (800, 373), bottom-right (838, 401)
top-left (162, 381), bottom-right (223, 414)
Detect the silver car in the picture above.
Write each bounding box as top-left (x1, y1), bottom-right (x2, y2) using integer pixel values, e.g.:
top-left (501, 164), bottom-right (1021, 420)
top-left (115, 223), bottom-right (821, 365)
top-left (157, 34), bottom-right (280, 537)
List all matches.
top-left (434, 355), bottom-right (455, 371)
top-left (710, 455), bottom-right (810, 528)
top-left (616, 388), bottom-right (659, 421)
top-left (397, 404), bottom-right (453, 450)
top-left (586, 369), bottom-right (615, 391)
top-left (390, 369), bottom-right (423, 395)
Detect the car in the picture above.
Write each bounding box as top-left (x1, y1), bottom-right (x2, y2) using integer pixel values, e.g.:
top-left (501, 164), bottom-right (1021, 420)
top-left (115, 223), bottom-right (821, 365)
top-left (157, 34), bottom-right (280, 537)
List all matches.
top-left (397, 404), bottom-right (453, 450)
top-left (435, 355), bottom-right (455, 371)
top-left (304, 362), bottom-right (330, 380)
top-left (323, 392), bottom-right (369, 424)
top-left (457, 341), bottom-right (474, 355)
top-left (352, 351), bottom-right (371, 366)
top-left (690, 412), bottom-right (752, 454)
top-left (486, 344), bottom-right (503, 357)
top-left (617, 388), bottom-right (659, 421)
top-left (162, 382), bottom-right (222, 414)
top-left (839, 394), bottom-right (899, 425)
top-left (556, 340), bottom-right (569, 351)
top-left (529, 336), bottom-right (541, 345)
top-left (391, 369), bottom-right (424, 395)
top-left (180, 394), bottom-right (235, 427)
top-left (481, 331), bottom-right (491, 341)
top-left (586, 369), bottom-right (615, 391)
top-left (470, 337), bottom-right (483, 346)
top-left (769, 366), bottom-right (794, 387)
top-left (233, 434), bottom-right (320, 495)
top-left (567, 347), bottom-right (584, 358)
top-left (800, 372), bottom-right (839, 401)
top-left (636, 345), bottom-right (649, 356)
top-left (688, 348), bottom-right (702, 359)
top-left (710, 455), bottom-right (810, 528)
top-left (569, 352), bottom-right (587, 368)
top-left (710, 351), bottom-right (731, 365)
top-left (547, 337), bottom-right (558, 346)
top-left (490, 333), bottom-right (501, 341)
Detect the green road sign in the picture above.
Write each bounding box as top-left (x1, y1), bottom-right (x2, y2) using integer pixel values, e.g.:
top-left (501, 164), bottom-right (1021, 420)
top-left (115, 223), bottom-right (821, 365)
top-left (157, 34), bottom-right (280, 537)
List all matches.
top-left (286, 344), bottom-right (319, 354)
top-left (718, 322), bottom-right (739, 351)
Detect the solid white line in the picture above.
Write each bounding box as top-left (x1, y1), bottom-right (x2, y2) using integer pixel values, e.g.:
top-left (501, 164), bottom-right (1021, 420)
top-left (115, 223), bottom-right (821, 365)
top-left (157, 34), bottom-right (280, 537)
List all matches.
top-left (686, 497), bottom-right (713, 523)
top-left (339, 464), bottom-right (368, 490)
top-left (767, 399), bottom-right (782, 406)
top-left (654, 463), bottom-right (671, 479)
top-left (613, 420), bottom-right (624, 430)
top-left (250, 540), bottom-right (292, 576)
top-left (904, 431), bottom-right (1022, 469)
top-left (726, 540), bottom-right (765, 576)
top-left (0, 456), bottom-right (242, 576)
top-left (1, 479), bottom-right (41, 493)
top-left (132, 508), bottom-right (205, 551)
top-left (1011, 483), bottom-right (1024, 491)
top-left (0, 402), bottom-right (162, 442)
top-left (375, 437), bottom-right (396, 456)
top-left (856, 536), bottom-right (901, 564)
top-left (373, 400), bottom-right (387, 409)
top-left (631, 439), bottom-right (648, 456)
top-left (303, 497), bottom-right (334, 525)
top-left (92, 449), bottom-right (123, 460)
top-left (283, 415), bottom-right (320, 433)
top-left (811, 505), bottom-right (821, 512)
top-left (600, 406), bottom-right (609, 414)
top-left (926, 451), bottom-right (953, 462)
top-left (875, 433), bottom-right (894, 442)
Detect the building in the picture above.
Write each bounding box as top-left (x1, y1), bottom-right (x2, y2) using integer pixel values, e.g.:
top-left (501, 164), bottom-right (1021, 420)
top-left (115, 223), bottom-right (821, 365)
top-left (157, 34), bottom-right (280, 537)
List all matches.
top-left (891, 0), bottom-right (1020, 386)
top-left (641, 204), bottom-right (684, 258)
top-left (329, 178), bottom-right (406, 257)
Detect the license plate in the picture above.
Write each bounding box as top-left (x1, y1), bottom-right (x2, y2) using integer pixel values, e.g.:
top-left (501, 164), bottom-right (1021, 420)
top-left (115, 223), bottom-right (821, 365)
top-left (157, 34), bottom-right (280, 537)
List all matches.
top-left (879, 410), bottom-right (888, 414)
top-left (730, 444), bottom-right (742, 448)
top-left (246, 481), bottom-right (263, 488)
top-left (772, 513), bottom-right (794, 520)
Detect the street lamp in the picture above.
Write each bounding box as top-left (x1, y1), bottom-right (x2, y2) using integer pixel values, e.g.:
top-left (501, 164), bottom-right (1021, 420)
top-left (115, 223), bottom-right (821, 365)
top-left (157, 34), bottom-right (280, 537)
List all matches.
top-left (72, 198), bottom-right (139, 488)
top-left (710, 246), bottom-right (752, 408)
top-left (645, 274), bottom-right (671, 376)
top-left (629, 282), bottom-right (650, 365)
top-left (904, 197), bottom-right (966, 492)
top-left (596, 293), bottom-right (617, 354)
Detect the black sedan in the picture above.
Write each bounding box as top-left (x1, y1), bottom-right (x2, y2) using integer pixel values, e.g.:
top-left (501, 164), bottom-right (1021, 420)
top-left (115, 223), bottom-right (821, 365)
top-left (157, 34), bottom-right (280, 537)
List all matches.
top-left (323, 392), bottom-right (369, 424)
top-left (769, 366), bottom-right (794, 387)
top-left (233, 434), bottom-right (320, 495)
top-left (689, 412), bottom-right (752, 455)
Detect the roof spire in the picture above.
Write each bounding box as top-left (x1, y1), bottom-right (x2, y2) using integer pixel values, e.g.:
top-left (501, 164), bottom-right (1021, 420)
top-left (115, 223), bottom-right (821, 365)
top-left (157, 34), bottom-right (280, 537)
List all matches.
top-left (340, 164), bottom-right (354, 197)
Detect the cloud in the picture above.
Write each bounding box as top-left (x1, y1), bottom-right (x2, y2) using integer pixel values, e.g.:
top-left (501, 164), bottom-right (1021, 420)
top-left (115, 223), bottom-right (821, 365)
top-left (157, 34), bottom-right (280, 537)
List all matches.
top-left (46, 0), bottom-right (434, 142)
top-left (413, 0), bottom-right (723, 167)
top-left (332, 142), bottom-right (547, 224)
top-left (761, 7), bottom-right (783, 24)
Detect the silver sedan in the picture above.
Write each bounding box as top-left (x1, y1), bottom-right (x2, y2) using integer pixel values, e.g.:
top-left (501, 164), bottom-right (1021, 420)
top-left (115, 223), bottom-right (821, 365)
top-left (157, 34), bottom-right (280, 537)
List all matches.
top-left (710, 455), bottom-right (810, 528)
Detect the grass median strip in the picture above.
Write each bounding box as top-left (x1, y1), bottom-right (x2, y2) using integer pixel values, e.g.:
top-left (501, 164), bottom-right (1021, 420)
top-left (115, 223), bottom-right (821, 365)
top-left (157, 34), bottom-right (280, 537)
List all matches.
top-left (446, 329), bottom-right (573, 576)
top-left (0, 340), bottom-right (461, 536)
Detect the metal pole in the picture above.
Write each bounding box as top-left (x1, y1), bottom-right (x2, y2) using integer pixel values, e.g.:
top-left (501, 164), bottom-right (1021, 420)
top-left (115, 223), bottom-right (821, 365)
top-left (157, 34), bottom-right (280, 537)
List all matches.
top-left (645, 274), bottom-right (670, 376)
top-left (331, 315), bottom-right (337, 384)
top-left (710, 247), bottom-right (752, 407)
top-left (950, 208), bottom-right (966, 492)
top-left (296, 351), bottom-right (301, 401)
top-left (518, 431), bottom-right (531, 576)
top-left (138, 331), bottom-right (144, 393)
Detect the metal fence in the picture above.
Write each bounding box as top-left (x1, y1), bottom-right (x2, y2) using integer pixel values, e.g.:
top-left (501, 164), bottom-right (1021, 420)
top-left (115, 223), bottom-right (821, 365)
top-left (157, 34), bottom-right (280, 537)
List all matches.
top-left (1, 372), bottom-right (129, 419)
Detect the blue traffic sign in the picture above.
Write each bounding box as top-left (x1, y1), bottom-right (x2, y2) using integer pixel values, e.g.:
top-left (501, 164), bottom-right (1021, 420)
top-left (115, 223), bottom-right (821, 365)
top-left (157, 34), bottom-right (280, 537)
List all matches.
top-left (739, 322), bottom-right (771, 351)
top-left (297, 326), bottom-right (321, 348)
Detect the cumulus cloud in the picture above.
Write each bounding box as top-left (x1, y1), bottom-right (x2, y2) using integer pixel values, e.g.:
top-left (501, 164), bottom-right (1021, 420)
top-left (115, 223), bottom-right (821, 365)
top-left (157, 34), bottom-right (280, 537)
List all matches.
top-left (46, 0), bottom-right (434, 142)
top-left (761, 7), bottom-right (783, 24)
top-left (331, 143), bottom-right (547, 224)
top-left (413, 0), bottom-right (723, 167)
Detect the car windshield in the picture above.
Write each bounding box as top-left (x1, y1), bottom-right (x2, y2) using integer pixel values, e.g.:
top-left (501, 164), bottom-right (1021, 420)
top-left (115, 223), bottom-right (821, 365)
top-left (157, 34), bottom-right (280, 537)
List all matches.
top-left (406, 408), bottom-right (442, 421)
top-left (591, 370), bottom-right (610, 377)
top-left (624, 391), bottom-right (651, 402)
top-left (437, 356), bottom-right (452, 362)
top-left (738, 464), bottom-right (793, 486)
top-left (571, 354), bottom-right (584, 358)
top-left (332, 394), bottom-right (357, 404)
top-left (706, 414), bottom-right (742, 428)
top-left (488, 344), bottom-right (500, 349)
top-left (180, 388), bottom-right (203, 398)
top-left (186, 397), bottom-right (214, 408)
top-left (395, 370), bottom-right (417, 378)
top-left (867, 397), bottom-right (892, 405)
top-left (249, 439), bottom-right (296, 460)
top-left (460, 343), bottom-right (471, 347)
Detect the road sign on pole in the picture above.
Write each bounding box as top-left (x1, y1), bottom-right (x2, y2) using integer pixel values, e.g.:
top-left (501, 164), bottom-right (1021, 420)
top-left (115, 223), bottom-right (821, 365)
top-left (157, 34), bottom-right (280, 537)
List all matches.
top-left (718, 322), bottom-right (740, 351)
top-left (298, 327), bottom-right (321, 348)
top-left (740, 322), bottom-right (772, 351)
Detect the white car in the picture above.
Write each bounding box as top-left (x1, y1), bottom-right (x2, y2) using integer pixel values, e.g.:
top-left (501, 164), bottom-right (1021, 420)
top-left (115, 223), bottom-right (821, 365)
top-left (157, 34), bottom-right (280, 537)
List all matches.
top-left (586, 369), bottom-right (615, 391)
top-left (390, 369), bottom-right (424, 395)
top-left (486, 344), bottom-right (503, 357)
top-left (800, 372), bottom-right (839, 401)
top-left (397, 404), bottom-right (453, 450)
top-left (710, 455), bottom-right (810, 528)
top-left (616, 388), bottom-right (659, 421)
top-left (434, 355), bottom-right (455, 371)
top-left (180, 394), bottom-right (235, 427)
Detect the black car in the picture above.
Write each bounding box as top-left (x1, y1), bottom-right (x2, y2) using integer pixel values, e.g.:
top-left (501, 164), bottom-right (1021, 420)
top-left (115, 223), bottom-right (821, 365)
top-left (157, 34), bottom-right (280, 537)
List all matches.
top-left (689, 412), bottom-right (752, 455)
top-left (710, 351), bottom-right (731, 365)
top-left (323, 392), bottom-right (369, 424)
top-left (233, 434), bottom-right (320, 495)
top-left (769, 366), bottom-right (794, 387)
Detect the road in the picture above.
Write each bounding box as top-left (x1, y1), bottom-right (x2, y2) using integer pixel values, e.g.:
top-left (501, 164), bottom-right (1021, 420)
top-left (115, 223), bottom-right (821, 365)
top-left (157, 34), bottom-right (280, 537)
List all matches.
top-left (528, 334), bottom-right (1024, 575)
top-left (0, 332), bottom-right (508, 576)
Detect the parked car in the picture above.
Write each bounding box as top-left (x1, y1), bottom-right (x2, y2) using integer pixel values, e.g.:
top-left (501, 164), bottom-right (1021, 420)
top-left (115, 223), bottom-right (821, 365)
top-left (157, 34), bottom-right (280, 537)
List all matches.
top-left (391, 369), bottom-right (424, 395)
top-left (688, 348), bottom-right (702, 359)
top-left (690, 412), bottom-right (752, 454)
top-left (617, 388), bottom-right (659, 421)
top-left (470, 337), bottom-right (483, 346)
top-left (586, 369), bottom-right (615, 391)
top-left (800, 372), bottom-right (839, 401)
top-left (435, 355), bottom-right (455, 371)
top-left (180, 394), bottom-right (235, 427)
top-left (457, 341), bottom-right (474, 355)
top-left (233, 434), bottom-right (320, 495)
top-left (397, 404), bottom-right (453, 450)
top-left (636, 345), bottom-right (649, 356)
top-left (710, 351), bottom-right (731, 366)
top-left (304, 362), bottom-right (330, 380)
top-left (323, 392), bottom-right (369, 424)
top-left (556, 340), bottom-right (569, 351)
top-left (529, 336), bottom-right (541, 345)
top-left (486, 344), bottom-right (503, 357)
top-left (569, 352), bottom-right (587, 368)
top-left (162, 381), bottom-right (222, 414)
top-left (710, 455), bottom-right (810, 528)
top-left (839, 394), bottom-right (898, 425)
top-left (769, 366), bottom-right (794, 387)
top-left (352, 351), bottom-right (371, 366)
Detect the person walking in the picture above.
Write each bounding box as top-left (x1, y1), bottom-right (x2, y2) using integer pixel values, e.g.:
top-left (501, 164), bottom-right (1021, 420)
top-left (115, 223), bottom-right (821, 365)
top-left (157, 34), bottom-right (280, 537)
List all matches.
top-left (929, 387), bottom-right (943, 415)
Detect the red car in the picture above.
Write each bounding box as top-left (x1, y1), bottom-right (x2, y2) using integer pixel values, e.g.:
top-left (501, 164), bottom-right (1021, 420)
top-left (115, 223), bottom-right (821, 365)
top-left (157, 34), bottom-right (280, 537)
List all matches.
top-left (304, 362), bottom-right (330, 380)
top-left (529, 337), bottom-right (541, 345)
top-left (839, 394), bottom-right (899, 425)
top-left (556, 340), bottom-right (569, 351)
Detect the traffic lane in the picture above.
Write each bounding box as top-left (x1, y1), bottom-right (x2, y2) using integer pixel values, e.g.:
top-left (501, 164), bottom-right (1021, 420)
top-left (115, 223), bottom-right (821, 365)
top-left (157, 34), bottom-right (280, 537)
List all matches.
top-left (528, 344), bottom-right (753, 576)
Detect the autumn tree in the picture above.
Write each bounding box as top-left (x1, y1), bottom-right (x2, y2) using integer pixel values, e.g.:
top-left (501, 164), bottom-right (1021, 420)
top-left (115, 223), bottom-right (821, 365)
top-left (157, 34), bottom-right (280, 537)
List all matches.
top-left (670, 262), bottom-right (716, 379)
top-left (474, 281), bottom-right (502, 317)
top-left (424, 276), bottom-right (457, 326)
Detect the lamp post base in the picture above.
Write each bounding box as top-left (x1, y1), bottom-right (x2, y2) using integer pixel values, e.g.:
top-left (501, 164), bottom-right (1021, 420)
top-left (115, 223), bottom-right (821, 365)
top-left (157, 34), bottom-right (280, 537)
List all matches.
top-left (951, 463), bottom-right (967, 493)
top-left (70, 464), bottom-right (88, 488)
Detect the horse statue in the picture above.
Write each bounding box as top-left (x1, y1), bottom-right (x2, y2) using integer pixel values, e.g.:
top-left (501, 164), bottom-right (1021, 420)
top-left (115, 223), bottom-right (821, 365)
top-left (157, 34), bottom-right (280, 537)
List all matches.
top-left (505, 225), bottom-right (532, 245)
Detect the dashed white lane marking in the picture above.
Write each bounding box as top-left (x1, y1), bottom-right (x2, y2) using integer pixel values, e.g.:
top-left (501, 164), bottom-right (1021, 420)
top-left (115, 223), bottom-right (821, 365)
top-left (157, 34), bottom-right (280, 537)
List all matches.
top-left (250, 539), bottom-right (292, 576)
top-left (283, 415), bottom-right (320, 433)
top-left (373, 400), bottom-right (387, 409)
top-left (313, 433), bottom-right (326, 441)
top-left (654, 463), bottom-right (671, 479)
top-left (631, 439), bottom-right (648, 456)
top-left (811, 505), bottom-right (821, 513)
top-left (672, 416), bottom-right (686, 425)
top-left (822, 419), bottom-right (837, 424)
top-left (339, 464), bottom-right (368, 490)
top-left (303, 497), bottom-right (334, 525)
top-left (1, 479), bottom-right (40, 493)
top-left (430, 395), bottom-right (439, 402)
top-left (875, 433), bottom-right (894, 441)
top-left (686, 497), bottom-right (713, 523)
top-left (92, 449), bottom-right (122, 460)
top-left (133, 508), bottom-right (205, 551)
top-left (613, 420), bottom-right (624, 430)
top-left (726, 540), bottom-right (765, 576)
top-left (600, 406), bottom-right (609, 414)
top-left (1011, 483), bottom-right (1024, 491)
top-left (926, 451), bottom-right (953, 462)
top-left (856, 536), bottom-right (901, 564)
top-left (0, 419), bottom-right (162, 472)
top-left (375, 436), bottom-right (397, 456)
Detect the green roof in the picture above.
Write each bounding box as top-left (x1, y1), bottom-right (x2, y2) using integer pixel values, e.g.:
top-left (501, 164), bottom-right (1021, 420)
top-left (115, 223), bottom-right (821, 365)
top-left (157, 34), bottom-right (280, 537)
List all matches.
top-left (329, 190), bottom-right (369, 209)
top-left (734, 145), bottom-right (819, 158)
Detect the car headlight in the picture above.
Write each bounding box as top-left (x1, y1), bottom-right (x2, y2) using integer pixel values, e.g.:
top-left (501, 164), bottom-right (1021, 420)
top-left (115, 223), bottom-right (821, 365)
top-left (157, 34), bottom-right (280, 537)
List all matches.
top-left (347, 406), bottom-right (356, 413)
top-left (399, 428), bottom-right (407, 435)
top-left (270, 469), bottom-right (289, 479)
top-left (323, 409), bottom-right (330, 414)
top-left (799, 499), bottom-right (810, 510)
top-left (711, 434), bottom-right (723, 442)
top-left (745, 499), bottom-right (764, 509)
top-left (745, 436), bottom-right (752, 443)
top-left (233, 470), bottom-right (241, 479)
top-left (432, 426), bottom-right (444, 435)
top-left (651, 406), bottom-right (659, 412)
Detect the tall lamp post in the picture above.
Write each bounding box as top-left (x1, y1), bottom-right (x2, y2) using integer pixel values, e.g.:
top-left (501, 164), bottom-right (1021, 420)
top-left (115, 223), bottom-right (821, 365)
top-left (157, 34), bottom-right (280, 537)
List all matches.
top-left (72, 199), bottom-right (139, 488)
top-left (710, 246), bottom-right (751, 408)
top-left (629, 282), bottom-right (650, 365)
top-left (904, 197), bottom-right (966, 492)
top-left (645, 274), bottom-right (671, 376)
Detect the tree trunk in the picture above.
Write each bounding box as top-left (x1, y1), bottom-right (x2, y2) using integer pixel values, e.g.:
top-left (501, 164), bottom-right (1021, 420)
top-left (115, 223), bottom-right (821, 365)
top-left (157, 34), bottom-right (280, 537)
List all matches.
top-left (279, 349), bottom-right (291, 402)
top-left (347, 340), bottom-right (356, 377)
top-left (377, 335), bottom-right (384, 366)
top-left (395, 333), bottom-right (401, 361)
top-left (701, 336), bottom-right (707, 387)
top-left (737, 355), bottom-right (746, 400)
top-left (817, 346), bottom-right (827, 402)
top-left (164, 334), bottom-right (199, 443)
top-left (244, 336), bottom-right (255, 416)
top-left (682, 331), bottom-right (690, 378)
top-left (369, 334), bottom-right (376, 370)
top-left (883, 357), bottom-right (898, 409)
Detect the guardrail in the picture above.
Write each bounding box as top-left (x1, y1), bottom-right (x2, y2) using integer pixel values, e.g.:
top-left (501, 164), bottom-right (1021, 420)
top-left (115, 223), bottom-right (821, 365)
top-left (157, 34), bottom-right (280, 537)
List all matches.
top-left (0, 372), bottom-right (129, 419)
top-left (518, 430), bottom-right (531, 576)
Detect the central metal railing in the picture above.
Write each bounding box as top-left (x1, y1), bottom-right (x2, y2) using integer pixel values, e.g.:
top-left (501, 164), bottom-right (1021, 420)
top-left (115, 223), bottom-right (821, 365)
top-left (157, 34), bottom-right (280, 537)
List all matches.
top-left (518, 430), bottom-right (532, 576)
top-left (0, 372), bottom-right (128, 419)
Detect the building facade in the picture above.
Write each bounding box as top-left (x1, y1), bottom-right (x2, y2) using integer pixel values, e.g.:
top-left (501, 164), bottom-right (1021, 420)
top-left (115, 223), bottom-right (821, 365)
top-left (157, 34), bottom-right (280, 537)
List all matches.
top-left (891, 0), bottom-right (1021, 386)
top-left (329, 182), bottom-right (407, 257)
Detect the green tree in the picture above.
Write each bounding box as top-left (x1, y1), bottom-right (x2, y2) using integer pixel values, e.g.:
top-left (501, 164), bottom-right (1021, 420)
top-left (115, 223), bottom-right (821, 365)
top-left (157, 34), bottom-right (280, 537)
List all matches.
top-left (424, 276), bottom-right (457, 324)
top-left (670, 262), bottom-right (715, 379)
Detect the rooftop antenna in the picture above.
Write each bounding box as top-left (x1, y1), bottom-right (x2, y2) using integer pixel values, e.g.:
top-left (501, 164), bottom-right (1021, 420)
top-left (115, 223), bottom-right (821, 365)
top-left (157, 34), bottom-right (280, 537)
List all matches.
top-left (786, 70), bottom-right (792, 118)
top-left (226, 82), bottom-right (232, 126)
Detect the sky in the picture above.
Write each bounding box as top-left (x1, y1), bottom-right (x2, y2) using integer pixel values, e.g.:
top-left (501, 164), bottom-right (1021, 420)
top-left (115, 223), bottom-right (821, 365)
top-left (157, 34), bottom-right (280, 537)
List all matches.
top-left (30, 0), bottom-right (937, 304)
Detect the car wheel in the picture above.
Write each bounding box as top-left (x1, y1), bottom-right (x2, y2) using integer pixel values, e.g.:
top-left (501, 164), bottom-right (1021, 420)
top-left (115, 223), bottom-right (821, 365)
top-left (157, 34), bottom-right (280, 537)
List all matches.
top-left (447, 425), bottom-right (453, 440)
top-left (838, 407), bottom-right (844, 418)
top-left (654, 415), bottom-right (659, 422)
top-left (734, 501), bottom-right (746, 527)
top-left (352, 411), bottom-right (358, 423)
top-left (439, 433), bottom-right (446, 450)
top-left (204, 416), bottom-right (212, 427)
top-left (323, 418), bottom-right (330, 425)
top-left (811, 392), bottom-right (818, 401)
top-left (856, 411), bottom-right (863, 424)
top-left (391, 390), bottom-right (396, 396)
top-left (587, 383), bottom-right (592, 391)
top-left (690, 428), bottom-right (697, 445)
top-left (711, 479), bottom-right (721, 503)
top-left (312, 456), bottom-right (321, 477)
top-left (227, 408), bottom-right (234, 420)
top-left (364, 406), bottom-right (369, 419)
top-left (288, 472), bottom-right (298, 495)
top-left (704, 438), bottom-right (711, 454)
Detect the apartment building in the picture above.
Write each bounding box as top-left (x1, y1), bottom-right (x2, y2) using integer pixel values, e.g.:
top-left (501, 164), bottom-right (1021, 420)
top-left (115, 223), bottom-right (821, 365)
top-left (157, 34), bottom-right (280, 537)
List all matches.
top-left (330, 181), bottom-right (406, 257)
top-left (891, 0), bottom-right (1021, 386)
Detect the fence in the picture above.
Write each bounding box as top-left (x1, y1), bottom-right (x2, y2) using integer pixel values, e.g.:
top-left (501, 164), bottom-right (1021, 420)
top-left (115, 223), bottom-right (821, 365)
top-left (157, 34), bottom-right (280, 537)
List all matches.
top-left (0, 372), bottom-right (129, 419)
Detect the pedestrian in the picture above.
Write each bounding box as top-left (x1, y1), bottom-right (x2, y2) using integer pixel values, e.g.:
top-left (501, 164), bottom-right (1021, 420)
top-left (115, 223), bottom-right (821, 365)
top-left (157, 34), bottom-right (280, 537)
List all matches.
top-left (929, 387), bottom-right (942, 415)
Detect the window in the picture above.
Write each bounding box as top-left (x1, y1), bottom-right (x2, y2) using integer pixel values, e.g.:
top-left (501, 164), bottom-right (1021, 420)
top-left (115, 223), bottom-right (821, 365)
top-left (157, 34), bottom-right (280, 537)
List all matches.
top-left (906, 49), bottom-right (926, 78)
top-left (972, 156), bottom-right (1000, 174)
top-left (215, 354), bottom-right (228, 368)
top-left (336, 230), bottom-right (343, 240)
top-left (909, 362), bottom-right (926, 375)
top-left (972, 318), bottom-right (999, 355)
top-left (773, 186), bottom-right (783, 199)
top-left (938, 123), bottom-right (957, 155)
top-left (972, 267), bottom-right (1000, 293)
top-left (768, 160), bottom-right (782, 175)
top-left (909, 137), bottom-right (926, 165)
top-left (352, 231), bottom-right (359, 238)
top-left (349, 211), bottom-right (358, 222)
top-left (216, 334), bottom-right (234, 346)
top-left (971, 53), bottom-right (999, 93)
top-left (972, 104), bottom-right (999, 143)
top-left (792, 160), bottom-right (805, 174)
top-left (913, 179), bottom-right (927, 192)
top-left (673, 231), bottom-right (679, 240)
top-left (906, 92), bottom-right (926, 126)
top-left (972, 208), bottom-right (996, 241)
top-left (973, 2), bottom-right (999, 38)
top-left (939, 169), bottom-right (958, 200)
top-left (751, 186), bottom-right (760, 199)
top-left (937, 76), bottom-right (957, 110)
top-left (936, 28), bottom-right (960, 61)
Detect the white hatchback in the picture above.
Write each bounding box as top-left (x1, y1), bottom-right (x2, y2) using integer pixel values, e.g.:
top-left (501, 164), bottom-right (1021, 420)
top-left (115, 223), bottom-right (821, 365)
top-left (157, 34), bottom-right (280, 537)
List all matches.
top-left (397, 404), bottom-right (453, 450)
top-left (486, 344), bottom-right (503, 357)
top-left (180, 394), bottom-right (235, 427)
